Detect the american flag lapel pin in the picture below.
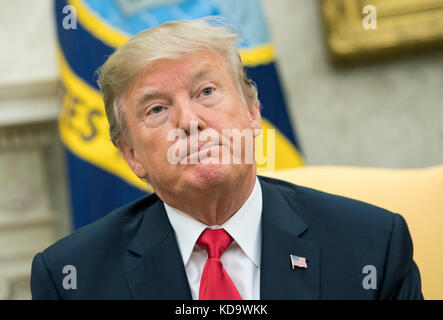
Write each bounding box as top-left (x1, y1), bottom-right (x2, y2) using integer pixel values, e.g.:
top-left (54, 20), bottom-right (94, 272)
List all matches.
top-left (290, 254), bottom-right (308, 269)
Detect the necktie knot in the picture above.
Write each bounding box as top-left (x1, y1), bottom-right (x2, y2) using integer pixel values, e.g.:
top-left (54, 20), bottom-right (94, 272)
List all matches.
top-left (196, 228), bottom-right (233, 259)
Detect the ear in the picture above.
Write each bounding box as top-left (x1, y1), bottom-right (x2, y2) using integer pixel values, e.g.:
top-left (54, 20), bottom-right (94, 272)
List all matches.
top-left (117, 140), bottom-right (148, 179)
top-left (248, 102), bottom-right (262, 137)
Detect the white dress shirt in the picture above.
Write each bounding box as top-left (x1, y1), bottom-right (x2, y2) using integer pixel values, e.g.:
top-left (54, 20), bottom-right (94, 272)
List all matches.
top-left (164, 177), bottom-right (262, 300)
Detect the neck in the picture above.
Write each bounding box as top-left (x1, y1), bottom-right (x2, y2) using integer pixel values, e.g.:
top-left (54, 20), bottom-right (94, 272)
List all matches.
top-left (160, 167), bottom-right (257, 226)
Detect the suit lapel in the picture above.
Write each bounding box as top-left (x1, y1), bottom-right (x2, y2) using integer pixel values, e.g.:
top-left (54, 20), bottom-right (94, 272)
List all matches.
top-left (259, 177), bottom-right (321, 299)
top-left (124, 198), bottom-right (192, 299)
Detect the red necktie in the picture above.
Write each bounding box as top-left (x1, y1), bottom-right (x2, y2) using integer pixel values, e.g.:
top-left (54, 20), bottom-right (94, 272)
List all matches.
top-left (197, 228), bottom-right (242, 300)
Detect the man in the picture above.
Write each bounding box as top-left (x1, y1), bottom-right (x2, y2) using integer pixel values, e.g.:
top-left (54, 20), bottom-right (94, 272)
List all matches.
top-left (31, 18), bottom-right (423, 300)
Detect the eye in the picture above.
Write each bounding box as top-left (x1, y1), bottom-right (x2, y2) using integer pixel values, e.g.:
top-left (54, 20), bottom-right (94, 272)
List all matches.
top-left (149, 106), bottom-right (164, 115)
top-left (201, 87), bottom-right (214, 96)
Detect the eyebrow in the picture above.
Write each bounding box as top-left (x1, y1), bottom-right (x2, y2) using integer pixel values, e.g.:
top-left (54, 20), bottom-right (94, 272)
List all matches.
top-left (133, 87), bottom-right (161, 108)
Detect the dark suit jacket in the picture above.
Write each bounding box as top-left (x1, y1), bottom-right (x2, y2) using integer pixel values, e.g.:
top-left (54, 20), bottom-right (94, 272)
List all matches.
top-left (31, 176), bottom-right (423, 299)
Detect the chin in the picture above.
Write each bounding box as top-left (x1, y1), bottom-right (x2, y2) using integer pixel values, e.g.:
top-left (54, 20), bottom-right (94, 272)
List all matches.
top-left (180, 162), bottom-right (238, 190)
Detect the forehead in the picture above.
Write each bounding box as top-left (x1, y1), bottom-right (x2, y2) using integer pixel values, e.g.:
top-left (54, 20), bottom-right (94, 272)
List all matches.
top-left (137, 50), bottom-right (231, 90)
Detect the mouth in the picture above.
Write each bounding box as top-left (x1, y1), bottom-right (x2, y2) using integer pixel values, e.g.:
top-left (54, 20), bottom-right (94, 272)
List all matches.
top-left (181, 143), bottom-right (222, 164)
top-left (173, 133), bottom-right (232, 164)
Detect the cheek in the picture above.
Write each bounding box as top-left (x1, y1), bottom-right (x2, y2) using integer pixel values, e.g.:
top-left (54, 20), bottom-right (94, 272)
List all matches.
top-left (148, 130), bottom-right (179, 166)
top-left (219, 100), bottom-right (252, 130)
top-left (131, 129), bottom-right (162, 163)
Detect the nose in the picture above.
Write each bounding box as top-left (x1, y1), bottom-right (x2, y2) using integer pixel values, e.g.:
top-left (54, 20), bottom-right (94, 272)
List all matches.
top-left (172, 93), bottom-right (206, 135)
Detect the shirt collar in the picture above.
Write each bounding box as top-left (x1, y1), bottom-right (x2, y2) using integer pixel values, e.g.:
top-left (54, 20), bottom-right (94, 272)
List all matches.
top-left (164, 177), bottom-right (262, 268)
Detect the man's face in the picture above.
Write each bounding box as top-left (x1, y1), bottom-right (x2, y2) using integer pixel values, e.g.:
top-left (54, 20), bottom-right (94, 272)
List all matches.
top-left (119, 49), bottom-right (261, 198)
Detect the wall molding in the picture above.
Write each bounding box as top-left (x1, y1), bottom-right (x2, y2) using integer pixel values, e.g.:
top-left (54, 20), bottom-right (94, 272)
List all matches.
top-left (0, 79), bottom-right (61, 127)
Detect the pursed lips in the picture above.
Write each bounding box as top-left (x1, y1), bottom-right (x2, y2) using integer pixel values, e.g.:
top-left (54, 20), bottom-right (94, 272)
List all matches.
top-left (181, 142), bottom-right (222, 163)
top-left (178, 133), bottom-right (232, 164)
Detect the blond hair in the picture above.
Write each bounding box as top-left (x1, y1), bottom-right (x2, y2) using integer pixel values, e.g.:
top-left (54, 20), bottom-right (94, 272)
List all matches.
top-left (97, 18), bottom-right (260, 146)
